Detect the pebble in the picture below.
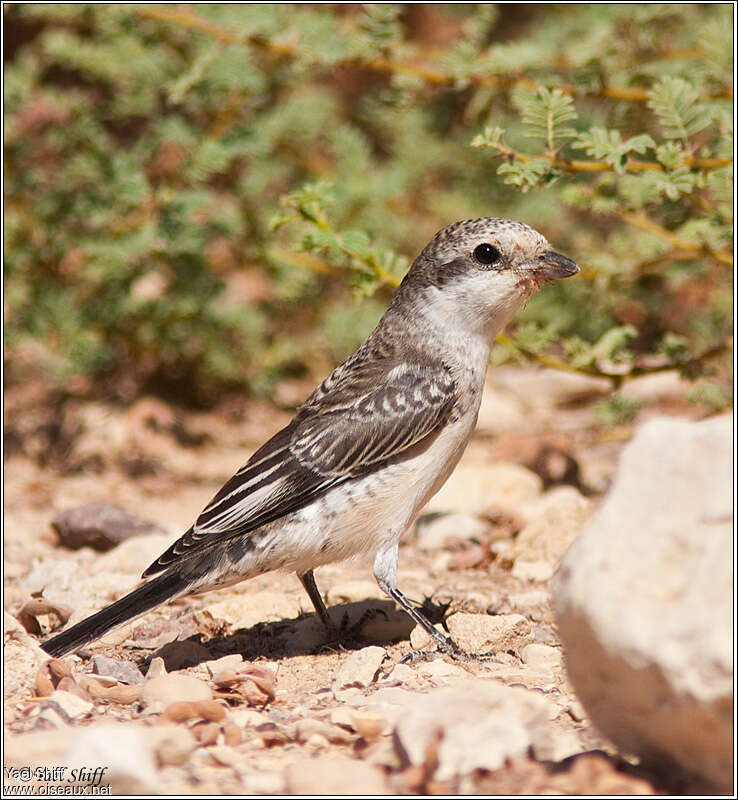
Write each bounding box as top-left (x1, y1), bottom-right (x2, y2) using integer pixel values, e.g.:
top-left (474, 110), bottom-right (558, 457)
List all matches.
top-left (42, 690), bottom-right (93, 720)
top-left (380, 662), bottom-right (416, 686)
top-left (50, 503), bottom-right (162, 551)
top-left (427, 461), bottom-right (542, 516)
top-left (409, 622), bottom-right (446, 651)
top-left (147, 724), bottom-right (197, 767)
top-left (508, 589), bottom-right (549, 611)
top-left (333, 646), bottom-right (387, 689)
top-left (205, 654), bottom-right (244, 677)
top-left (145, 656), bottom-right (167, 679)
top-left (416, 512), bottom-right (488, 551)
top-left (393, 680), bottom-right (556, 779)
top-left (65, 725), bottom-right (159, 794)
top-left (142, 673), bottom-right (212, 711)
top-left (417, 660), bottom-right (469, 682)
top-left (295, 718), bottom-right (354, 745)
top-left (522, 643), bottom-right (562, 670)
top-left (93, 655), bottom-right (144, 685)
top-left (446, 612), bottom-right (533, 653)
top-left (284, 756), bottom-right (390, 795)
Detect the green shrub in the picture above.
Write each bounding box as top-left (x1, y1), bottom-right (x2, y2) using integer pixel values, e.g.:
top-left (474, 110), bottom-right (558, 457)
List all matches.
top-left (4, 4), bottom-right (732, 407)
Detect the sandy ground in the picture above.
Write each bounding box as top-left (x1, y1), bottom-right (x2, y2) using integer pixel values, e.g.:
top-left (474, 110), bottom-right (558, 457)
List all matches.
top-left (3, 366), bottom-right (713, 794)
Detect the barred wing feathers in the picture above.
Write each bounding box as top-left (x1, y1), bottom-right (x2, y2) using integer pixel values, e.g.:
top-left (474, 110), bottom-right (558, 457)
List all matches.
top-left (142, 363), bottom-right (456, 577)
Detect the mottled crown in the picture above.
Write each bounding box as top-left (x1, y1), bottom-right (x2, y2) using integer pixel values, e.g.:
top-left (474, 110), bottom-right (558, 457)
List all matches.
top-left (399, 217), bottom-right (550, 290)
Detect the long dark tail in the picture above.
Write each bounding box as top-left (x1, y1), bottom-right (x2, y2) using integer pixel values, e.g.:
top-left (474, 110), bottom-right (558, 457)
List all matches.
top-left (42, 570), bottom-right (186, 658)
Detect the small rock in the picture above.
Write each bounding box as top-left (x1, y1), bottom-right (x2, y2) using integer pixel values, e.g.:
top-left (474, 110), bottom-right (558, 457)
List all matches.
top-left (146, 723), bottom-right (196, 767)
top-left (511, 560), bottom-right (554, 583)
top-left (619, 370), bottom-right (684, 402)
top-left (202, 591), bottom-right (303, 631)
top-left (4, 612), bottom-right (51, 704)
top-left (507, 486), bottom-right (592, 566)
top-left (508, 589), bottom-right (549, 612)
top-left (334, 646), bottom-right (387, 689)
top-left (163, 700), bottom-right (225, 723)
top-left (295, 718), bottom-right (354, 745)
top-left (145, 656), bottom-right (167, 679)
top-left (416, 660), bottom-right (469, 682)
top-left (41, 690), bottom-right (93, 721)
top-left (93, 655), bottom-right (144, 686)
top-left (446, 613), bottom-right (533, 654)
top-left (329, 707), bottom-right (355, 729)
top-left (409, 622), bottom-right (443, 651)
top-left (380, 662), bottom-right (417, 687)
top-left (494, 367), bottom-right (610, 408)
top-left (351, 710), bottom-right (390, 740)
top-left (65, 725), bottom-right (159, 794)
top-left (285, 756), bottom-right (390, 795)
top-left (475, 383), bottom-right (527, 434)
top-left (51, 503), bottom-right (162, 551)
top-left (394, 680), bottom-right (555, 779)
top-left (207, 745), bottom-right (240, 767)
top-left (426, 462), bottom-right (542, 516)
top-left (142, 673), bottom-right (212, 711)
top-left (204, 654), bottom-right (243, 677)
top-left (521, 643), bottom-right (562, 671)
top-left (416, 512), bottom-right (488, 551)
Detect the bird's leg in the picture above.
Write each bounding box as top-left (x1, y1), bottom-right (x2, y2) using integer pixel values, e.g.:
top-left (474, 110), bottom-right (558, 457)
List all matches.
top-left (373, 544), bottom-right (459, 656)
top-left (297, 569), bottom-right (384, 643)
top-left (298, 569), bottom-right (335, 631)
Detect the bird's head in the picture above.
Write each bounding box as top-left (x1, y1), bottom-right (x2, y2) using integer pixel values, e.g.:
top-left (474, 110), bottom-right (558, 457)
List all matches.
top-left (397, 217), bottom-right (579, 340)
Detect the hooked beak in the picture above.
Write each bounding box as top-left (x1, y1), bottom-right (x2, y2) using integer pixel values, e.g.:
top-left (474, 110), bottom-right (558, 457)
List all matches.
top-left (534, 250), bottom-right (579, 280)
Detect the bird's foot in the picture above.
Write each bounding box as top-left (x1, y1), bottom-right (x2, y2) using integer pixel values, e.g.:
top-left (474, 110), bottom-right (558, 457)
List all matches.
top-left (401, 638), bottom-right (502, 665)
top-left (317, 607), bottom-right (389, 651)
top-left (340, 606), bottom-right (389, 639)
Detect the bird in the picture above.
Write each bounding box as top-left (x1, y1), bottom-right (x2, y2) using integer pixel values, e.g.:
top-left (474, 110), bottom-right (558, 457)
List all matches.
top-left (42, 217), bottom-right (578, 659)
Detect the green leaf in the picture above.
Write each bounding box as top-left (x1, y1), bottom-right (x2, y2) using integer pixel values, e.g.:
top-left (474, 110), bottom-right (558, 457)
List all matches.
top-left (512, 86), bottom-right (578, 148)
top-left (572, 128), bottom-right (655, 173)
top-left (470, 125), bottom-right (506, 149)
top-left (647, 76), bottom-right (709, 141)
top-left (497, 158), bottom-right (552, 192)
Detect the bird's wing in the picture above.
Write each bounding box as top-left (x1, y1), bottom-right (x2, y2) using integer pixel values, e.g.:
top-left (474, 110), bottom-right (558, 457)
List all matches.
top-left (142, 361), bottom-right (456, 576)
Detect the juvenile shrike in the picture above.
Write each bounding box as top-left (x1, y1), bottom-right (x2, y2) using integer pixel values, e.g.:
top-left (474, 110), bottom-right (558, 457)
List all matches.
top-left (43, 218), bottom-right (578, 658)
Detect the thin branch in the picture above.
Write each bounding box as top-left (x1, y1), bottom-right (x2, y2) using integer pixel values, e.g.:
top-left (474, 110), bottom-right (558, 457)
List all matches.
top-left (483, 140), bottom-right (731, 174)
top-left (496, 332), bottom-right (732, 388)
top-left (615, 209), bottom-right (733, 266)
top-left (132, 7), bottom-right (733, 104)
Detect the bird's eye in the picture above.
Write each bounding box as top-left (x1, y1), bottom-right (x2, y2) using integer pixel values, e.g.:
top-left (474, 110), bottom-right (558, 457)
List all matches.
top-left (473, 243), bottom-right (501, 266)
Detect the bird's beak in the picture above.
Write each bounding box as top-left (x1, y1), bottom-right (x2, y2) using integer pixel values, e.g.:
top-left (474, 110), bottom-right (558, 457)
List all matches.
top-left (534, 251), bottom-right (579, 280)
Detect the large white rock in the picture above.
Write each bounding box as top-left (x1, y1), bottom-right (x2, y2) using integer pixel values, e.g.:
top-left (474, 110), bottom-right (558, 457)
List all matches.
top-left (554, 414), bottom-right (733, 793)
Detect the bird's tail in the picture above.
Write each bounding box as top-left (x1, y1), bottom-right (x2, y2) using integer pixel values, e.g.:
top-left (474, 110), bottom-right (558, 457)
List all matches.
top-left (42, 570), bottom-right (186, 658)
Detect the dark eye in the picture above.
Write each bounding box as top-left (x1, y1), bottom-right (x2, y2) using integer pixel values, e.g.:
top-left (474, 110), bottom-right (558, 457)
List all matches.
top-left (473, 243), bottom-right (501, 266)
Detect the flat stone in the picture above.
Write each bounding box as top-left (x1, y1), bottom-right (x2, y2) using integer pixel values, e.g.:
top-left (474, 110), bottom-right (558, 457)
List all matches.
top-left (334, 646), bottom-right (387, 690)
top-left (141, 674), bottom-right (212, 711)
top-left (416, 512), bottom-right (488, 551)
top-left (446, 613), bottom-right (533, 654)
top-left (93, 655), bottom-right (144, 685)
top-left (394, 680), bottom-right (556, 779)
top-left (50, 503), bottom-right (163, 551)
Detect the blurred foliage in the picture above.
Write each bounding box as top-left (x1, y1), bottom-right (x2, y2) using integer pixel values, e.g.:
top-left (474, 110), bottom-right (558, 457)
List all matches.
top-left (4, 4), bottom-right (733, 407)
